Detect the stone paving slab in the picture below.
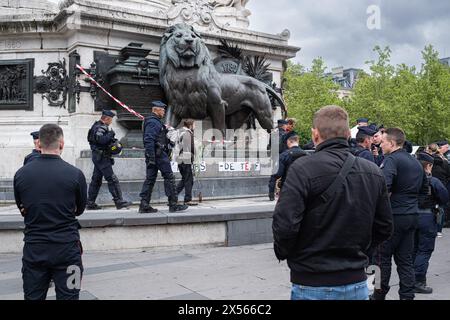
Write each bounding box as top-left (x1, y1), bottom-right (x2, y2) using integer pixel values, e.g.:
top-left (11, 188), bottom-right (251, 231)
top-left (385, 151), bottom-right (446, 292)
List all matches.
top-left (1, 232), bottom-right (449, 300)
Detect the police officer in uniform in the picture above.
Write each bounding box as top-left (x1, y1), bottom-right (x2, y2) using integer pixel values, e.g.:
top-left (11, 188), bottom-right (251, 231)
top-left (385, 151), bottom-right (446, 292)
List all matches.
top-left (87, 110), bottom-right (132, 210)
top-left (139, 101), bottom-right (188, 213)
top-left (23, 131), bottom-right (41, 166)
top-left (414, 152), bottom-right (449, 294)
top-left (14, 124), bottom-right (86, 300)
top-left (273, 135), bottom-right (307, 192)
top-left (268, 119), bottom-right (289, 201)
top-left (352, 126), bottom-right (378, 163)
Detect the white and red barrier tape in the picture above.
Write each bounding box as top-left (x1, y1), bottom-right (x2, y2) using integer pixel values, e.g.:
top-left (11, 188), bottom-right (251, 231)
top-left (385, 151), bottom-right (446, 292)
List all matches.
top-left (76, 64), bottom-right (145, 120)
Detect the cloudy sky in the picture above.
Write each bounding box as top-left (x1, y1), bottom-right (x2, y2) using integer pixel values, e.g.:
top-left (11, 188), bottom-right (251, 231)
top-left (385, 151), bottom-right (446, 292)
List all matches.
top-left (47, 0), bottom-right (449, 72)
top-left (247, 0), bottom-right (450, 71)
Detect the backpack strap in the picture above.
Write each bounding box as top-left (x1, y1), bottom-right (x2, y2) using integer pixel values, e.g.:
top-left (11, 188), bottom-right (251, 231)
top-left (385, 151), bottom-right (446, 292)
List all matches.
top-left (320, 154), bottom-right (356, 203)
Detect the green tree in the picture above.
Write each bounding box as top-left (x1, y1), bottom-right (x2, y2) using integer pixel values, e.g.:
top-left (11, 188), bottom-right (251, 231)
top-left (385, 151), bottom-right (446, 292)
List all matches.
top-left (284, 58), bottom-right (341, 143)
top-left (346, 45), bottom-right (450, 145)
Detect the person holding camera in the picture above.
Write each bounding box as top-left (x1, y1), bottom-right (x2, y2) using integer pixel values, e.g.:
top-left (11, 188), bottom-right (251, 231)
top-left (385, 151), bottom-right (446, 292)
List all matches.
top-left (86, 110), bottom-right (132, 210)
top-left (138, 101), bottom-right (188, 214)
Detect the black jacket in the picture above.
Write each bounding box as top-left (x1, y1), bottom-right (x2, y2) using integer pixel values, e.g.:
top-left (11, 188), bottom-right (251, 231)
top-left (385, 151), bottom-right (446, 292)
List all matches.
top-left (14, 154), bottom-right (87, 243)
top-left (143, 113), bottom-right (170, 160)
top-left (273, 138), bottom-right (393, 287)
top-left (88, 120), bottom-right (115, 152)
top-left (381, 149), bottom-right (427, 215)
top-left (274, 146), bottom-right (308, 188)
top-left (431, 154), bottom-right (450, 186)
top-left (23, 149), bottom-right (41, 166)
top-left (418, 174), bottom-right (449, 212)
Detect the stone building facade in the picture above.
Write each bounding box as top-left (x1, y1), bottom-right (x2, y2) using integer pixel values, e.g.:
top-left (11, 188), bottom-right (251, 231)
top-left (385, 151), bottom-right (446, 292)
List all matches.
top-left (0, 0), bottom-right (299, 194)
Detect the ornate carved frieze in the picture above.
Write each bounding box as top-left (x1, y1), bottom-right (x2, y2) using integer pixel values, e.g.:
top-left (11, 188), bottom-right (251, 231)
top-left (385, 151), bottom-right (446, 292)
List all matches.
top-left (34, 59), bottom-right (69, 108)
top-left (0, 59), bottom-right (34, 110)
top-left (167, 0), bottom-right (251, 31)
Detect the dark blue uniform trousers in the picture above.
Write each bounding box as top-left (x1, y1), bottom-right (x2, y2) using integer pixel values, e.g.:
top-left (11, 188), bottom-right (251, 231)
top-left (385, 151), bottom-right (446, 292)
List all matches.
top-left (22, 242), bottom-right (83, 300)
top-left (140, 153), bottom-right (177, 203)
top-left (88, 154), bottom-right (119, 202)
top-left (376, 214), bottom-right (418, 300)
top-left (414, 212), bottom-right (438, 283)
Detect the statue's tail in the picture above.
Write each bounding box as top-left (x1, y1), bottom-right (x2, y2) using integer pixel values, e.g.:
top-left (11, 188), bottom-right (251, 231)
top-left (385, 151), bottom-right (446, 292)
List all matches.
top-left (264, 84), bottom-right (287, 118)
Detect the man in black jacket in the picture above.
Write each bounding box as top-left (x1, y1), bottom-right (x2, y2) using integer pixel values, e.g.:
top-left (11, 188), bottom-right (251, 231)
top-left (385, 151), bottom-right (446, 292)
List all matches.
top-left (372, 128), bottom-right (427, 300)
top-left (14, 124), bottom-right (87, 300)
top-left (273, 105), bottom-right (393, 301)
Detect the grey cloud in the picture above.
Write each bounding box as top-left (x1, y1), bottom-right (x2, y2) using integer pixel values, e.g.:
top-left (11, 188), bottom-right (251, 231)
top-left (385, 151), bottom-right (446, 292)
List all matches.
top-left (247, 0), bottom-right (450, 71)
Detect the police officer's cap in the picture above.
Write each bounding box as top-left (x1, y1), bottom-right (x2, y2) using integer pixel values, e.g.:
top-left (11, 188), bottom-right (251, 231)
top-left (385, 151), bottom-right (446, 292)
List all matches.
top-left (436, 140), bottom-right (449, 147)
top-left (102, 110), bottom-right (116, 118)
top-left (277, 119), bottom-right (288, 125)
top-left (417, 152), bottom-right (434, 164)
top-left (30, 131), bottom-right (39, 140)
top-left (369, 124), bottom-right (379, 132)
top-left (357, 117), bottom-right (369, 123)
top-left (151, 101), bottom-right (167, 109)
top-left (358, 126), bottom-right (377, 137)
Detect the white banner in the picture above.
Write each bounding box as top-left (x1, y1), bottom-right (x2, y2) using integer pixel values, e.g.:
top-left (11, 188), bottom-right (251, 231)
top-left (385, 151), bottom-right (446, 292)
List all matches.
top-left (218, 162), bottom-right (261, 172)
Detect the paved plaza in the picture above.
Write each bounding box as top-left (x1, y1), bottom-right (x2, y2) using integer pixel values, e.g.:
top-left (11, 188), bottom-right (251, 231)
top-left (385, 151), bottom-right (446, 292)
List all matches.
top-left (0, 231), bottom-right (449, 300)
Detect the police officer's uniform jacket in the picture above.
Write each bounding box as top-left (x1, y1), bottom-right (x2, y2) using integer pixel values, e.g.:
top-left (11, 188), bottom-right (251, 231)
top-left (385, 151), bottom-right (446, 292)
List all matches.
top-left (353, 145), bottom-right (376, 164)
top-left (274, 146), bottom-right (308, 189)
top-left (381, 149), bottom-right (428, 215)
top-left (23, 149), bottom-right (41, 166)
top-left (419, 174), bottom-right (449, 213)
top-left (143, 113), bottom-right (171, 162)
top-left (88, 120), bottom-right (115, 168)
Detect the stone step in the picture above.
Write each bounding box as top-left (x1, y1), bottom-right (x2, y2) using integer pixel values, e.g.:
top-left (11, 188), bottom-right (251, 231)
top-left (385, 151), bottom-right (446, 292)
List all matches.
top-left (0, 199), bottom-right (276, 253)
top-left (1, 176), bottom-right (272, 205)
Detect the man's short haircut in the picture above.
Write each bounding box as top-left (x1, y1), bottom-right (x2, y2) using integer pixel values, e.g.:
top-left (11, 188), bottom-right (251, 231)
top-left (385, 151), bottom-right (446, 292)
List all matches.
top-left (39, 124), bottom-right (63, 149)
top-left (383, 128), bottom-right (406, 147)
top-left (356, 132), bottom-right (370, 144)
top-left (287, 118), bottom-right (296, 126)
top-left (287, 135), bottom-right (300, 144)
top-left (313, 105), bottom-right (350, 141)
top-left (184, 119), bottom-right (195, 129)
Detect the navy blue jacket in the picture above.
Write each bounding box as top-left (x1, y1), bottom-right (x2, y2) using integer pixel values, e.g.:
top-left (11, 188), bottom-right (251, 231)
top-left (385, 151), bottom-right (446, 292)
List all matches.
top-left (381, 149), bottom-right (427, 215)
top-left (274, 146), bottom-right (307, 187)
top-left (88, 121), bottom-right (115, 152)
top-left (14, 154), bottom-right (87, 243)
top-left (354, 145), bottom-right (376, 163)
top-left (143, 113), bottom-right (169, 159)
top-left (419, 174), bottom-right (449, 213)
top-left (23, 149), bottom-right (41, 166)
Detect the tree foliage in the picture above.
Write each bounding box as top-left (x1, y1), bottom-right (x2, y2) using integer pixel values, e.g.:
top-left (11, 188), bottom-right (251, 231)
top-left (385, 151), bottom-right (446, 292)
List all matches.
top-left (284, 45), bottom-right (450, 146)
top-left (283, 58), bottom-right (341, 143)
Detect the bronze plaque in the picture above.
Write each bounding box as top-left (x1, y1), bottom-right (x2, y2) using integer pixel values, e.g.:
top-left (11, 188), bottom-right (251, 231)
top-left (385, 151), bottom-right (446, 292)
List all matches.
top-left (0, 59), bottom-right (34, 110)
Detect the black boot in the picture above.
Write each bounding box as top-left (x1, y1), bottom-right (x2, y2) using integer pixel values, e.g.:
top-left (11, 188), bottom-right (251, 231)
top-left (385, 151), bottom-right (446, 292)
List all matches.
top-left (369, 290), bottom-right (386, 300)
top-left (414, 282), bottom-right (433, 294)
top-left (109, 176), bottom-right (132, 210)
top-left (86, 201), bottom-right (102, 210)
top-left (269, 193), bottom-right (275, 201)
top-left (168, 196), bottom-right (188, 213)
top-left (169, 204), bottom-right (189, 213)
top-left (139, 200), bottom-right (158, 214)
top-left (115, 200), bottom-right (133, 210)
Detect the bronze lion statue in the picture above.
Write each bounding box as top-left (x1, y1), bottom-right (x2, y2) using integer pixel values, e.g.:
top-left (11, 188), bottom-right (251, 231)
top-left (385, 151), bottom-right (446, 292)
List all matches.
top-left (159, 23), bottom-right (274, 133)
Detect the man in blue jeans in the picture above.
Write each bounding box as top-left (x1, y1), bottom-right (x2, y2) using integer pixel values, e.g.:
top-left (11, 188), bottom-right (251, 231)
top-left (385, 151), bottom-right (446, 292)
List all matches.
top-left (273, 106), bottom-right (393, 300)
